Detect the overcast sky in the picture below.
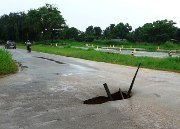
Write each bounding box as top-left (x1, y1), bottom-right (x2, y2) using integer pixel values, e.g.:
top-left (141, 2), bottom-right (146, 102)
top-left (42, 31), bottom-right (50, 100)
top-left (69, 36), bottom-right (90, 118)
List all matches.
top-left (0, 0), bottom-right (180, 31)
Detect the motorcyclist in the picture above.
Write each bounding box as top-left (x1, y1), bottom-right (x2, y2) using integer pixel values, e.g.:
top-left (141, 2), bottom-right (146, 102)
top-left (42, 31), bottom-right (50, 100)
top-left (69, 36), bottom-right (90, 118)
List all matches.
top-left (26, 40), bottom-right (31, 52)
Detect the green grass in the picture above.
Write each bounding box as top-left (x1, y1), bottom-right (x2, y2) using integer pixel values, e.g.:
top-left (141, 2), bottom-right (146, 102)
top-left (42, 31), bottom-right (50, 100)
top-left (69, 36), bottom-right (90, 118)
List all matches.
top-left (0, 49), bottom-right (18, 75)
top-left (92, 40), bottom-right (180, 51)
top-left (43, 40), bottom-right (180, 52)
top-left (18, 44), bottom-right (180, 72)
top-left (31, 40), bottom-right (180, 52)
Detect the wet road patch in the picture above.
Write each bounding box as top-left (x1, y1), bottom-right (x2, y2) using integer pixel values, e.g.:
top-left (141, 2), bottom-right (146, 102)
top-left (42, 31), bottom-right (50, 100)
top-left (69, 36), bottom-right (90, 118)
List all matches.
top-left (17, 61), bottom-right (28, 71)
top-left (35, 56), bottom-right (65, 64)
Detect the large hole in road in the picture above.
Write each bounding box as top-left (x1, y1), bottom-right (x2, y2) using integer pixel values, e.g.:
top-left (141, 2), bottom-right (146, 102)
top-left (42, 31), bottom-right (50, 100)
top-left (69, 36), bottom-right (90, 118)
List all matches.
top-left (84, 91), bottom-right (131, 104)
top-left (84, 63), bottom-right (141, 104)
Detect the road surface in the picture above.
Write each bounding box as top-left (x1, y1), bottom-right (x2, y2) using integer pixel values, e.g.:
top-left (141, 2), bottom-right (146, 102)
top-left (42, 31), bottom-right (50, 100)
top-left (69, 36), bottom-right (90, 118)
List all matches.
top-left (0, 49), bottom-right (180, 129)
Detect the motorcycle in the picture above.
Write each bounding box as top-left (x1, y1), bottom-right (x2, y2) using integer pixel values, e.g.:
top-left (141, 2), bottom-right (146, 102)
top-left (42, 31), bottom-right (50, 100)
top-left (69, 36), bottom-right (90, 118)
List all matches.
top-left (27, 45), bottom-right (31, 53)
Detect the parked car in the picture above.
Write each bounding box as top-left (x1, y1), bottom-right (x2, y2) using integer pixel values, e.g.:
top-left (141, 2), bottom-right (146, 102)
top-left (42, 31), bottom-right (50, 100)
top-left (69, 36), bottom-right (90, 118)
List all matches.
top-left (5, 41), bottom-right (16, 49)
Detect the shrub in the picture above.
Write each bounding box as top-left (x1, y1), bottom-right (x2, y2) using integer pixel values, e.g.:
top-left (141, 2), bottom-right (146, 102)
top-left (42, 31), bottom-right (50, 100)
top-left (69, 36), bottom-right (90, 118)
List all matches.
top-left (0, 49), bottom-right (18, 75)
top-left (163, 41), bottom-right (175, 49)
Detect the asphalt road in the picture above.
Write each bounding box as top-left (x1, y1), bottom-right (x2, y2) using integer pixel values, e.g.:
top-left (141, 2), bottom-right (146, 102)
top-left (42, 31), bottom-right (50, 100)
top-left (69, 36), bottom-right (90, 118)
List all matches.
top-left (0, 49), bottom-right (180, 129)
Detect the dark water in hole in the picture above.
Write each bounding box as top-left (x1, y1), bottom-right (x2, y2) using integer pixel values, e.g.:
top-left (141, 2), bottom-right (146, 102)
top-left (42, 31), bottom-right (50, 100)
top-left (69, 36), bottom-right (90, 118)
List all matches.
top-left (84, 91), bottom-right (131, 104)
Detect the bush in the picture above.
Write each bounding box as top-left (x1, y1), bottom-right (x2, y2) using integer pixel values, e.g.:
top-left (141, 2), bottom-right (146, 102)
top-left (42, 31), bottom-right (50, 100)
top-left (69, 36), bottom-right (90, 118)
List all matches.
top-left (0, 49), bottom-right (18, 75)
top-left (163, 41), bottom-right (174, 49)
top-left (93, 39), bottom-right (129, 45)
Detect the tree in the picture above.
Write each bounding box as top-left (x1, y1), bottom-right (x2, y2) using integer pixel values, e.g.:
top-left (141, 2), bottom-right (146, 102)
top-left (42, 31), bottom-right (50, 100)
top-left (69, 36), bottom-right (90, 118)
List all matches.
top-left (93, 27), bottom-right (102, 39)
top-left (103, 23), bottom-right (132, 39)
top-left (0, 12), bottom-right (27, 41)
top-left (0, 14), bottom-right (9, 40)
top-left (63, 27), bottom-right (79, 40)
top-left (76, 31), bottom-right (85, 42)
top-left (39, 4), bottom-right (65, 29)
top-left (85, 26), bottom-right (94, 35)
top-left (38, 4), bottom-right (65, 42)
top-left (152, 20), bottom-right (176, 42)
top-left (26, 9), bottom-right (41, 41)
top-left (174, 28), bottom-right (180, 41)
top-left (133, 19), bottom-right (177, 43)
top-left (114, 23), bottom-right (132, 39)
top-left (0, 3), bottom-right (66, 42)
top-left (103, 24), bottom-right (116, 39)
top-left (85, 26), bottom-right (95, 42)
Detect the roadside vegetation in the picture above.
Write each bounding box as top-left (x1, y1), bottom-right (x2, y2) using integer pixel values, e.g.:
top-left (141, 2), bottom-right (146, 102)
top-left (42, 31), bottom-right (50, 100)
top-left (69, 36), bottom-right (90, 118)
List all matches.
top-left (0, 49), bottom-right (18, 75)
top-left (18, 44), bottom-right (180, 72)
top-left (92, 40), bottom-right (180, 51)
top-left (50, 40), bottom-right (180, 52)
top-left (20, 39), bottom-right (179, 52)
top-left (1, 3), bottom-right (180, 73)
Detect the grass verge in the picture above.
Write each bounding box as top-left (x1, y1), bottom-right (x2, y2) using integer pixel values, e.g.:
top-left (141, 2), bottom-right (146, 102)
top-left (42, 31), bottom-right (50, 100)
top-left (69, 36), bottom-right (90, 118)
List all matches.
top-left (0, 49), bottom-right (18, 75)
top-left (18, 44), bottom-right (180, 72)
top-left (94, 40), bottom-right (180, 50)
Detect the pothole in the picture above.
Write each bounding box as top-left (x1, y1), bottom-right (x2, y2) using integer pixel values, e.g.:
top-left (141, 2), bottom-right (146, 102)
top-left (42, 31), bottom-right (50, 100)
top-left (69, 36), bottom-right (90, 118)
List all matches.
top-left (84, 63), bottom-right (141, 105)
top-left (84, 91), bottom-right (131, 104)
top-left (16, 61), bottom-right (28, 71)
top-left (35, 56), bottom-right (65, 64)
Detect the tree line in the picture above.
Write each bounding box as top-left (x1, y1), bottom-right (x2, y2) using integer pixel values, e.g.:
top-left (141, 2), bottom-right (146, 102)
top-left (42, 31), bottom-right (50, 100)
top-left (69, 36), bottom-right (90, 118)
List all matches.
top-left (0, 4), bottom-right (180, 44)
